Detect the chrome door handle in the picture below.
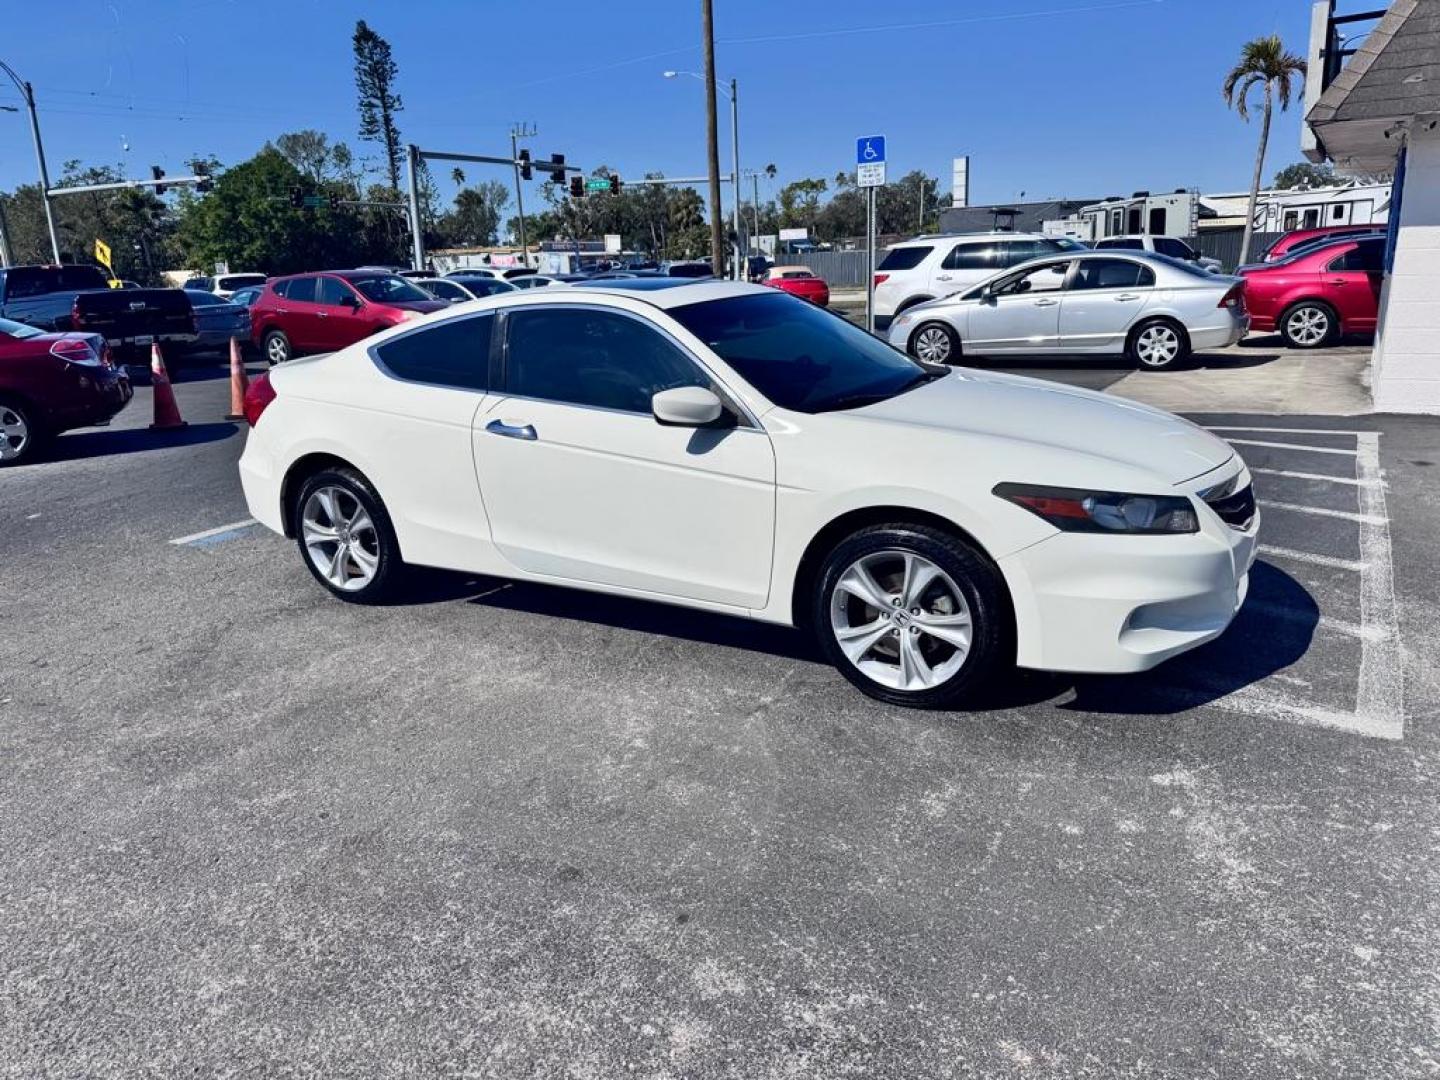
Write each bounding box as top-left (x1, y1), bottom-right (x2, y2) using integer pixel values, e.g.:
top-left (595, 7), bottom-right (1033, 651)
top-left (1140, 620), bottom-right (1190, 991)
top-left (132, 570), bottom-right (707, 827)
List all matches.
top-left (1115, 293), bottom-right (1140, 301)
top-left (1033, 298), bottom-right (1058, 307)
top-left (1328, 279), bottom-right (1348, 285)
top-left (316, 311), bottom-right (328, 318)
top-left (486, 418), bottom-right (537, 441)
top-left (935, 274), bottom-right (953, 281)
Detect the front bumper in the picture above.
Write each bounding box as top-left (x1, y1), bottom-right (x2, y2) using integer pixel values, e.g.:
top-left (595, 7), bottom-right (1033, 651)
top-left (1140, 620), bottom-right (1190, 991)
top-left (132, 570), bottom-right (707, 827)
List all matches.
top-left (998, 476), bottom-right (1259, 674)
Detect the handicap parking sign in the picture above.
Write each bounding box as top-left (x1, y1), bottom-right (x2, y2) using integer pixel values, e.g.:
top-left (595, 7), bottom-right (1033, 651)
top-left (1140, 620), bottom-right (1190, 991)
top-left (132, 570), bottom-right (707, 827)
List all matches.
top-left (856, 136), bottom-right (885, 165)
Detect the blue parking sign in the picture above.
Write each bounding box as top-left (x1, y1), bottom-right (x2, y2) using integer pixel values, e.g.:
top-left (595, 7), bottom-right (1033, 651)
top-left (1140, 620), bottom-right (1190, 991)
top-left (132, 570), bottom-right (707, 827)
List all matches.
top-left (856, 136), bottom-right (885, 165)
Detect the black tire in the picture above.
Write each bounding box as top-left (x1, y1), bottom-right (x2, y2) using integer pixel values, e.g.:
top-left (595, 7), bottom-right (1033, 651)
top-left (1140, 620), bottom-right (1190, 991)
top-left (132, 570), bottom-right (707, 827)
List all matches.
top-left (909, 321), bottom-right (961, 365)
top-left (291, 466), bottom-right (405, 603)
top-left (0, 397), bottom-right (49, 467)
top-left (1279, 300), bottom-right (1339, 349)
top-left (1126, 317), bottom-right (1191, 370)
top-left (811, 523), bottom-right (1011, 709)
top-left (262, 329), bottom-right (292, 366)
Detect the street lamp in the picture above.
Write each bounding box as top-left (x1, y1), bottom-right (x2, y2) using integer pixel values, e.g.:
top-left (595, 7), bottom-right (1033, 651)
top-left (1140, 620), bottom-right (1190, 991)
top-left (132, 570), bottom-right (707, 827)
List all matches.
top-left (0, 60), bottom-right (61, 262)
top-left (664, 70), bottom-right (742, 280)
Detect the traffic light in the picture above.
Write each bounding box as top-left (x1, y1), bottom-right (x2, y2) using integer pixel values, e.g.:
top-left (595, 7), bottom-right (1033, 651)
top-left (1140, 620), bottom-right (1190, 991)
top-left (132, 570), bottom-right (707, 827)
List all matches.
top-left (194, 161), bottom-right (212, 194)
top-left (518, 149), bottom-right (532, 181)
top-left (151, 165), bottom-right (167, 195)
top-left (609, 174), bottom-right (622, 195)
top-left (289, 186), bottom-right (304, 209)
top-left (569, 175), bottom-right (585, 199)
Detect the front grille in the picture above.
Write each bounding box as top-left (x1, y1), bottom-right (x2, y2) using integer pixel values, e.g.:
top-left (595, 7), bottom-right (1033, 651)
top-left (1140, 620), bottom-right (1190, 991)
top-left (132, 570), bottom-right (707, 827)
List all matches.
top-left (1205, 483), bottom-right (1256, 530)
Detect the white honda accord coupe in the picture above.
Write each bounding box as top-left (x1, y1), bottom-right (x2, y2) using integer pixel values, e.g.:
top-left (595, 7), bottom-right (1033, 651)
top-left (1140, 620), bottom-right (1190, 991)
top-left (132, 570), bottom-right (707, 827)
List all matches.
top-left (239, 280), bottom-right (1259, 708)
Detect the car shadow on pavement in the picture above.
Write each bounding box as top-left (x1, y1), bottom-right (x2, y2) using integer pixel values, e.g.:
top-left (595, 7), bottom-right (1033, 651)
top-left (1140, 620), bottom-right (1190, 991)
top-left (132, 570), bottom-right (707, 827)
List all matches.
top-left (1062, 560), bottom-right (1319, 715)
top-left (43, 422), bottom-right (240, 463)
top-left (1186, 350), bottom-right (1281, 369)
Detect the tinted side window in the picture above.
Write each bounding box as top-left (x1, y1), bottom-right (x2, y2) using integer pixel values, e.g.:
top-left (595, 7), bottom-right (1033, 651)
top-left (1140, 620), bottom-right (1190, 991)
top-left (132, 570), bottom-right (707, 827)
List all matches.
top-left (942, 244), bottom-right (997, 271)
top-left (1097, 238), bottom-right (1144, 251)
top-left (877, 246), bottom-right (933, 271)
top-left (316, 277), bottom-right (354, 305)
top-left (1000, 240), bottom-right (1051, 267)
top-left (283, 277), bottom-right (318, 303)
top-left (374, 313), bottom-right (494, 391)
top-left (1328, 243), bottom-right (1384, 274)
top-left (506, 307), bottom-right (707, 414)
top-left (1071, 259), bottom-right (1155, 290)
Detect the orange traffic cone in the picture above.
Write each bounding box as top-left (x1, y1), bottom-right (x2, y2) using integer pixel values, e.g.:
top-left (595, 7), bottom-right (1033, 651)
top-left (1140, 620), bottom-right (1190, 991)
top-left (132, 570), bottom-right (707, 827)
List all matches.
top-left (224, 337), bottom-right (250, 421)
top-left (148, 342), bottom-right (188, 430)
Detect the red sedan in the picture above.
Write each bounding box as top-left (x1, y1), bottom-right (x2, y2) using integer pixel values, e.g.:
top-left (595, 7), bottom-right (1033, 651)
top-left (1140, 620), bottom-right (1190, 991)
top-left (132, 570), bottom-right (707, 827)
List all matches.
top-left (763, 266), bottom-right (830, 307)
top-left (250, 270), bottom-right (448, 365)
top-left (0, 317), bottom-right (132, 466)
top-left (1239, 235), bottom-right (1384, 349)
top-left (1261, 223), bottom-right (1385, 263)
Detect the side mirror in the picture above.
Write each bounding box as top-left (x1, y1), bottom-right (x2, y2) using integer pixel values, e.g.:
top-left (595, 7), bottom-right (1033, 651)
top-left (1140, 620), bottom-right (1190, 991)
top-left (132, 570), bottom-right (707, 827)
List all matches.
top-left (652, 386), bottom-right (724, 427)
top-left (341, 293), bottom-right (361, 309)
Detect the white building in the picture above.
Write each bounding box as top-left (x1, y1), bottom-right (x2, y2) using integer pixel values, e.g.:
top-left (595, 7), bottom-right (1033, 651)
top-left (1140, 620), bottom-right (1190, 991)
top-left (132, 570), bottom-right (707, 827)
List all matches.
top-left (1304, 0), bottom-right (1440, 413)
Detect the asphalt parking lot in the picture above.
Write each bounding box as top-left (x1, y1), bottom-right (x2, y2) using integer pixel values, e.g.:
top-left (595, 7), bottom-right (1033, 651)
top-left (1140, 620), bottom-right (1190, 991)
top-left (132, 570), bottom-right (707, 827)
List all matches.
top-left (3, 359), bottom-right (1438, 1078)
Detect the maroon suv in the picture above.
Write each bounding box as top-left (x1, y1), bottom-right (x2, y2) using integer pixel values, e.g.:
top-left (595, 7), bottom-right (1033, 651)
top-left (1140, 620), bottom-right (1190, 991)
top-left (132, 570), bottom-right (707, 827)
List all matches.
top-left (0, 317), bottom-right (132, 466)
top-left (250, 270), bottom-right (447, 365)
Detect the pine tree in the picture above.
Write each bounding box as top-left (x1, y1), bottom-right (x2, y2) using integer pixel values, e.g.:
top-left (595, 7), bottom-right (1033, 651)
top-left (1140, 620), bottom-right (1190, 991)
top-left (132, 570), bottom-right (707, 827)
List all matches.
top-left (353, 20), bottom-right (404, 193)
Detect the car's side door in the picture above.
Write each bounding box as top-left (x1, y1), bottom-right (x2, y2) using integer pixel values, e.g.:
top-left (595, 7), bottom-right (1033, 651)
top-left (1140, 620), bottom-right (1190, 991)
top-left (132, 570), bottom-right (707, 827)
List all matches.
top-left (313, 276), bottom-right (372, 350)
top-left (931, 242), bottom-right (998, 298)
top-left (1057, 257), bottom-right (1157, 352)
top-left (964, 260), bottom-right (1070, 353)
top-left (278, 275), bottom-right (323, 350)
top-left (472, 302), bottom-right (776, 609)
top-left (1323, 242), bottom-right (1383, 333)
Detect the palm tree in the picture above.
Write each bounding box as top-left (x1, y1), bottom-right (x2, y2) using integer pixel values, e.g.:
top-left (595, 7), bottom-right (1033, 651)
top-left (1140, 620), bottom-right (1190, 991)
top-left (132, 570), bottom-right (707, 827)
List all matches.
top-left (451, 167), bottom-right (466, 189)
top-left (1223, 34), bottom-right (1307, 266)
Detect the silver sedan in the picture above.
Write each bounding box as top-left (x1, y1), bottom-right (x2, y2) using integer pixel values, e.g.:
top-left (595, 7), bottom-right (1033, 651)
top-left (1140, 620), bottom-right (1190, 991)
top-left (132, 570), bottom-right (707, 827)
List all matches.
top-left (887, 251), bottom-right (1248, 370)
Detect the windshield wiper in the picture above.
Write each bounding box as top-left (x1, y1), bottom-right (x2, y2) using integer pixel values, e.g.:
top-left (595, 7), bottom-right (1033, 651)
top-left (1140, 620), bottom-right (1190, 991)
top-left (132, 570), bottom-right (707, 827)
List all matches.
top-left (817, 370), bottom-right (945, 413)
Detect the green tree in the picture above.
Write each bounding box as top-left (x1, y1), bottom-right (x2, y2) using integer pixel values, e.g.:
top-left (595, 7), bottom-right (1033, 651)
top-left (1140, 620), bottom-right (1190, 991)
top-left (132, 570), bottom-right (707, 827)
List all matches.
top-left (778, 177), bottom-right (827, 233)
top-left (274, 130), bottom-right (334, 181)
top-left (1272, 161), bottom-right (1337, 190)
top-left (438, 180), bottom-right (511, 246)
top-left (1224, 34), bottom-right (1307, 265)
top-left (353, 19), bottom-right (405, 192)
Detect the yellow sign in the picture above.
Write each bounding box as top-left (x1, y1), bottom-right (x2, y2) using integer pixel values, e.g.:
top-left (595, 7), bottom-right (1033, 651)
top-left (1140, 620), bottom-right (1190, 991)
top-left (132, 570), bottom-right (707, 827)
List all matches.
top-left (94, 238), bottom-right (113, 270)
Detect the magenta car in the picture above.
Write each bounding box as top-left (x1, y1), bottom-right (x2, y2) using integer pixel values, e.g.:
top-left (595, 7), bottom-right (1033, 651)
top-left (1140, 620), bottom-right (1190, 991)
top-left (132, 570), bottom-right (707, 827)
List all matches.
top-left (0, 316), bottom-right (132, 466)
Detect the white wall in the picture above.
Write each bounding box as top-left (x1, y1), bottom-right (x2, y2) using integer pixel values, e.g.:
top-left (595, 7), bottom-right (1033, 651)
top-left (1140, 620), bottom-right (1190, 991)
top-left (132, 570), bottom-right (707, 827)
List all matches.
top-left (1372, 125), bottom-right (1440, 414)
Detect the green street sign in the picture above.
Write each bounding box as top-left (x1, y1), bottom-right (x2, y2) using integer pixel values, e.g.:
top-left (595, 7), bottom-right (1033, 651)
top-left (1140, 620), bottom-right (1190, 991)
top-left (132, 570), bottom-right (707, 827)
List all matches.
top-left (303, 195), bottom-right (329, 209)
top-left (584, 178), bottom-right (610, 193)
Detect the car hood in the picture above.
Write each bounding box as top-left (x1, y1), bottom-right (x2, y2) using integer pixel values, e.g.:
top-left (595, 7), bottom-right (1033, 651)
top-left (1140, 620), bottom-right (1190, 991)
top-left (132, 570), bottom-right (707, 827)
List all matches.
top-left (854, 368), bottom-right (1233, 485)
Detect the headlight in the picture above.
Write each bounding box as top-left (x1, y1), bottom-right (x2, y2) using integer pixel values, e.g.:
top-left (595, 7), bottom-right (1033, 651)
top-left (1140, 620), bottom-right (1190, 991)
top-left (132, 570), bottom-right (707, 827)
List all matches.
top-left (993, 482), bottom-right (1198, 534)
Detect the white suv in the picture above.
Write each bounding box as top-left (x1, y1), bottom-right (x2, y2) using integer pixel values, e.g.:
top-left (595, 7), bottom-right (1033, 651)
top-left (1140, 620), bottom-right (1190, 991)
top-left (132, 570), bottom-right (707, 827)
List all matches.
top-left (1093, 234), bottom-right (1222, 272)
top-left (873, 233), bottom-right (1082, 330)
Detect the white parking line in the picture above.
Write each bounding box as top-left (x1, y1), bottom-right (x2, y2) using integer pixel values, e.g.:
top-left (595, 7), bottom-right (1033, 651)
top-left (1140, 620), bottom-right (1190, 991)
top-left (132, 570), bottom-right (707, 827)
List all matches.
top-left (1353, 432), bottom-right (1404, 739)
top-left (1206, 426), bottom-right (1372, 437)
top-left (1251, 467), bottom-right (1382, 488)
top-left (1245, 601), bottom-right (1391, 643)
top-left (1258, 545), bottom-right (1366, 572)
top-left (1224, 438), bottom-right (1359, 457)
top-left (1257, 499), bottom-right (1387, 525)
top-left (170, 518), bottom-right (260, 546)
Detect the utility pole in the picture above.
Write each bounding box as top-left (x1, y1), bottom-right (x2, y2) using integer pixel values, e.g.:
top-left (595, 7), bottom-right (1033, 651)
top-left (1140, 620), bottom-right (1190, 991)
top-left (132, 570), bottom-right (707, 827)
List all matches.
top-left (729, 78), bottom-right (741, 279)
top-left (700, 0), bottom-right (725, 276)
top-left (510, 122), bottom-right (536, 267)
top-left (918, 176), bottom-right (927, 233)
top-left (405, 144), bottom-right (424, 270)
top-left (1, 61), bottom-right (60, 262)
top-left (751, 171), bottom-right (761, 250)
top-left (0, 196), bottom-right (12, 267)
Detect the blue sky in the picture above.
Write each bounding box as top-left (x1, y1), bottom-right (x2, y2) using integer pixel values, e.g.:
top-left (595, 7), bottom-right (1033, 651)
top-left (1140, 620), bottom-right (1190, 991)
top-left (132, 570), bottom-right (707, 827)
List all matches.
top-left (1, 0), bottom-right (1315, 209)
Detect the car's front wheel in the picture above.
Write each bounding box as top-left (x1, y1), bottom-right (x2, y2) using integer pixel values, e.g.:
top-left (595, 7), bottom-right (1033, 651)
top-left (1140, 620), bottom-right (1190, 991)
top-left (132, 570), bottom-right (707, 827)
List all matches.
top-left (0, 398), bottom-right (47, 467)
top-left (812, 524), bottom-right (1010, 708)
top-left (910, 321), bottom-right (960, 365)
top-left (263, 329), bottom-right (292, 366)
top-left (292, 467), bottom-right (404, 603)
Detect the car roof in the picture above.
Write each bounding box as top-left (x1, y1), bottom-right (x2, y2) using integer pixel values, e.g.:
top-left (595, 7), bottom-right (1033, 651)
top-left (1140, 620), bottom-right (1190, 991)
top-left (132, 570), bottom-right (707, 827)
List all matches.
top-left (890, 231), bottom-right (1053, 248)
top-left (576, 278), bottom-right (718, 295)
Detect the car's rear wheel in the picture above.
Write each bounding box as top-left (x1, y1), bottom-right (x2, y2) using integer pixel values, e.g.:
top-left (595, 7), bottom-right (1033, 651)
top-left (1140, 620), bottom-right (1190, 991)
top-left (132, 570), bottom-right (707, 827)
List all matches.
top-left (812, 524), bottom-right (1010, 708)
top-left (0, 398), bottom-right (46, 467)
top-left (293, 467), bottom-right (404, 603)
top-left (1128, 318), bottom-right (1190, 370)
top-left (910, 321), bottom-right (960, 365)
top-left (1280, 301), bottom-right (1338, 349)
top-left (263, 329), bottom-right (292, 366)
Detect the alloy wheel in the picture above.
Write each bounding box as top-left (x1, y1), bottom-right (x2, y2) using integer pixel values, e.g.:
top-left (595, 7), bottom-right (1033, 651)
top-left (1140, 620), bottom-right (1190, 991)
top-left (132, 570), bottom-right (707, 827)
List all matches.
top-left (913, 325), bottom-right (953, 364)
top-left (0, 405), bottom-right (30, 463)
top-left (1134, 324), bottom-right (1181, 367)
top-left (1286, 306), bottom-right (1329, 347)
top-left (266, 334), bottom-right (289, 365)
top-left (301, 485), bottom-right (380, 592)
top-left (828, 549), bottom-right (973, 692)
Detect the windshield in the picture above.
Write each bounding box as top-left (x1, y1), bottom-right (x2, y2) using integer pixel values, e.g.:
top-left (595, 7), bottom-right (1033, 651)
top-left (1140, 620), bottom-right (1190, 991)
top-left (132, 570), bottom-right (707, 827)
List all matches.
top-left (349, 275), bottom-right (433, 303)
top-left (0, 316), bottom-right (45, 339)
top-left (669, 292), bottom-right (938, 414)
